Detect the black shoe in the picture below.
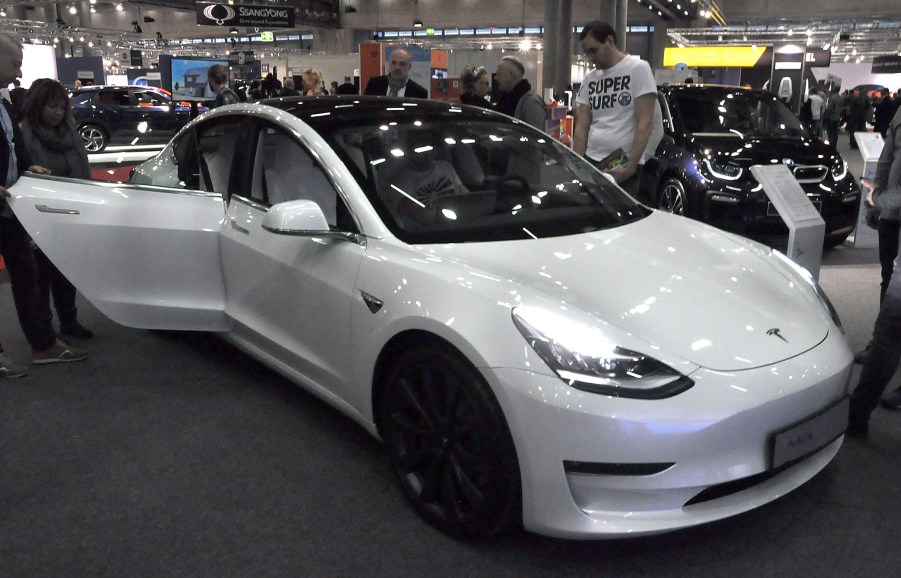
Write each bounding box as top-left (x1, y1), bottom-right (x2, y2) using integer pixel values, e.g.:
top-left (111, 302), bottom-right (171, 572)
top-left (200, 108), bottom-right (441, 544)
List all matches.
top-left (854, 346), bottom-right (869, 364)
top-left (846, 419), bottom-right (869, 438)
top-left (881, 390), bottom-right (901, 410)
top-left (60, 320), bottom-right (94, 339)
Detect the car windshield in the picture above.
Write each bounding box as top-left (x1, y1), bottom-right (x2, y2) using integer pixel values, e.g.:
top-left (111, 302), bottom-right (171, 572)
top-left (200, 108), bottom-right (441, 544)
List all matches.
top-left (672, 90), bottom-right (808, 139)
top-left (322, 116), bottom-right (649, 243)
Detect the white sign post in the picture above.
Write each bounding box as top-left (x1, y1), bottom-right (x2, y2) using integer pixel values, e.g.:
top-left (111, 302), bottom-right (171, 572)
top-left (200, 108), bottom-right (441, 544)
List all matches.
top-left (850, 132), bottom-right (885, 249)
top-left (750, 164), bottom-right (826, 280)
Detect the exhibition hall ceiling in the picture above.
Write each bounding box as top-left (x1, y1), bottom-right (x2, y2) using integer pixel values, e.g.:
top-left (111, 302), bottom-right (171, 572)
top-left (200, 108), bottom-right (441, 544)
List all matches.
top-left (0, 0), bottom-right (899, 63)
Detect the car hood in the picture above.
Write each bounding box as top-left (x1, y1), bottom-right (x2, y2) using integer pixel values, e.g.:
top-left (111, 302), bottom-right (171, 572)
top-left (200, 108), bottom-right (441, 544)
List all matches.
top-left (423, 212), bottom-right (829, 372)
top-left (689, 135), bottom-right (839, 166)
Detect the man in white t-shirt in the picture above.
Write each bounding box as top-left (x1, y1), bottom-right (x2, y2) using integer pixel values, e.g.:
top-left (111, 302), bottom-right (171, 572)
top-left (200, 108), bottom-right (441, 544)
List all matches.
top-left (387, 132), bottom-right (467, 225)
top-left (573, 21), bottom-right (663, 195)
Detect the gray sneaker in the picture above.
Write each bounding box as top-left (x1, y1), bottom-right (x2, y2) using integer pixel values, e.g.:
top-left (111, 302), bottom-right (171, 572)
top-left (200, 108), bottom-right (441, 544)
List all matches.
top-left (0, 352), bottom-right (29, 379)
top-left (32, 340), bottom-right (88, 365)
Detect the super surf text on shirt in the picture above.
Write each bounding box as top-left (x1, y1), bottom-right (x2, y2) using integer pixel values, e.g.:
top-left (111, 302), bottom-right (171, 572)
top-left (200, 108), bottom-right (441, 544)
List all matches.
top-left (585, 75), bottom-right (632, 110)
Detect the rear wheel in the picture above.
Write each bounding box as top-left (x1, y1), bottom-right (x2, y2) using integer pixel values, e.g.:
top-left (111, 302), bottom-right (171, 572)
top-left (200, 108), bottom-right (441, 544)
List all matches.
top-left (79, 124), bottom-right (107, 153)
top-left (379, 343), bottom-right (521, 539)
top-left (658, 177), bottom-right (687, 215)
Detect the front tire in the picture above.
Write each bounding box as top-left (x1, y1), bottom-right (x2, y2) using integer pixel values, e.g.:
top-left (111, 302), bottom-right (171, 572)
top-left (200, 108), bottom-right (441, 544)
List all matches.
top-left (79, 124), bottom-right (107, 153)
top-left (379, 343), bottom-right (521, 539)
top-left (658, 177), bottom-right (687, 215)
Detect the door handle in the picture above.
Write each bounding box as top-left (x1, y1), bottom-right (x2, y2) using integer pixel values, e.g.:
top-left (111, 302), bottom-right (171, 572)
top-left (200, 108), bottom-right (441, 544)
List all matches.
top-left (35, 204), bottom-right (80, 215)
top-left (230, 219), bottom-right (250, 235)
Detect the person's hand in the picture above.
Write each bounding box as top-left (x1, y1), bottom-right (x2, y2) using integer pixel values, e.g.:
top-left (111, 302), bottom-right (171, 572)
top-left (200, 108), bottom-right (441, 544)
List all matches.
top-left (862, 178), bottom-right (875, 206)
top-left (0, 186), bottom-right (9, 200)
top-left (28, 165), bottom-right (50, 175)
top-left (608, 164), bottom-right (637, 185)
top-left (866, 208), bottom-right (881, 229)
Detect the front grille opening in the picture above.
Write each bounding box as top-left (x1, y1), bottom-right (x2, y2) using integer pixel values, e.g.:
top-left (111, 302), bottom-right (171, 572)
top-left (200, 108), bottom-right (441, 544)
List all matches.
top-left (685, 465), bottom-right (786, 506)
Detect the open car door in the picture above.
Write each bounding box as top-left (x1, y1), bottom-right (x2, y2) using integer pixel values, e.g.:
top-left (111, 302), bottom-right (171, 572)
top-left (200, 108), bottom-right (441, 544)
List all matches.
top-left (9, 174), bottom-right (228, 331)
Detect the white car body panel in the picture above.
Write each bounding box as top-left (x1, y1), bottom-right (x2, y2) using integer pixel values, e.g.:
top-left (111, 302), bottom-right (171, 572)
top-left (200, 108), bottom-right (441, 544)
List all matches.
top-left (9, 176), bottom-right (228, 330)
top-left (7, 100), bottom-right (854, 539)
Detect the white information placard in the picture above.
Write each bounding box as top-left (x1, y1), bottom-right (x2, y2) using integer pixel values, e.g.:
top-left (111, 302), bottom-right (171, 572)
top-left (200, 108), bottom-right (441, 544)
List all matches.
top-left (851, 132), bottom-right (884, 249)
top-left (750, 164), bottom-right (826, 280)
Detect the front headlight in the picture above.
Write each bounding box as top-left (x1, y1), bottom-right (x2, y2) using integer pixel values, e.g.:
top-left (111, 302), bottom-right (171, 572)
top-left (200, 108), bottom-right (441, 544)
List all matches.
top-left (703, 159), bottom-right (743, 181)
top-left (831, 158), bottom-right (848, 181)
top-left (512, 307), bottom-right (694, 399)
top-left (772, 250), bottom-right (843, 331)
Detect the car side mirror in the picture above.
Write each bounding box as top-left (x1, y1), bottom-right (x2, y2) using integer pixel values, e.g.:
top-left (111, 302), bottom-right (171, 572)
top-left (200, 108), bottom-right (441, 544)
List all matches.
top-left (262, 199), bottom-right (330, 235)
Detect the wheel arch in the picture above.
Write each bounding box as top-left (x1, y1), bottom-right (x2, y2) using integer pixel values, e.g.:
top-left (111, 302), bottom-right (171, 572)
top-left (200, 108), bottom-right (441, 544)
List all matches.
top-left (371, 329), bottom-right (465, 438)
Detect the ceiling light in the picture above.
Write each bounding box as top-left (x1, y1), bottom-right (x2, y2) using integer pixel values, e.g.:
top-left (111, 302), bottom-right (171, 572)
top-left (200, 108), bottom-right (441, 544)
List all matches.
top-left (68, 5), bottom-right (77, 14)
top-left (413, 19), bottom-right (423, 28)
top-left (116, 3), bottom-right (123, 11)
top-left (230, 27), bottom-right (238, 34)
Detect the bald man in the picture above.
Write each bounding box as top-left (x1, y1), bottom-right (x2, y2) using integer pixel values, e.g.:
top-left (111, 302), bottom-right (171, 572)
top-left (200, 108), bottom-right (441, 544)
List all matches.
top-left (364, 48), bottom-right (428, 99)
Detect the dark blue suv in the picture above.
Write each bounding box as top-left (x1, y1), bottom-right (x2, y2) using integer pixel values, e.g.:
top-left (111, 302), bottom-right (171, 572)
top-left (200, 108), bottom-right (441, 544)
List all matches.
top-left (71, 86), bottom-right (202, 153)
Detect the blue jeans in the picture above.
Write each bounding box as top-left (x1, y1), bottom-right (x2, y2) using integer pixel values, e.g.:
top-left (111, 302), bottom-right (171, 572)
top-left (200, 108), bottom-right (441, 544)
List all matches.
top-left (850, 246), bottom-right (901, 423)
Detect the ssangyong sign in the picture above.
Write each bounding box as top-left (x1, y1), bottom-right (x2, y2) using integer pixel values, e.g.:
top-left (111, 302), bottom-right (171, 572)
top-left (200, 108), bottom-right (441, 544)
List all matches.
top-left (196, 4), bottom-right (295, 28)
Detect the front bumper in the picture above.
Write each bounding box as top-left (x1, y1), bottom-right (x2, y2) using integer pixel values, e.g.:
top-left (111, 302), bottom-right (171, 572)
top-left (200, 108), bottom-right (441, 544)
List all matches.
top-left (485, 329), bottom-right (853, 539)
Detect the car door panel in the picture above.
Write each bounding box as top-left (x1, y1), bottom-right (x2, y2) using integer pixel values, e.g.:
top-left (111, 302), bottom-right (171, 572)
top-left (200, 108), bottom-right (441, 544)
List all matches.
top-left (10, 175), bottom-right (228, 330)
top-left (218, 121), bottom-right (365, 400)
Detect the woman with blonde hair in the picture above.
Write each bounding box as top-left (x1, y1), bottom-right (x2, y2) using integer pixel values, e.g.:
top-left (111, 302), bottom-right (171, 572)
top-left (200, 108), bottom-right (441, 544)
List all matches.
top-left (459, 65), bottom-right (491, 108)
top-left (302, 68), bottom-right (327, 95)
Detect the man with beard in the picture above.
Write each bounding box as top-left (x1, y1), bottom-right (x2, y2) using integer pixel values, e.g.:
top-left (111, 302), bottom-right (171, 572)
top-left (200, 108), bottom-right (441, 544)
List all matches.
top-left (364, 48), bottom-right (427, 99)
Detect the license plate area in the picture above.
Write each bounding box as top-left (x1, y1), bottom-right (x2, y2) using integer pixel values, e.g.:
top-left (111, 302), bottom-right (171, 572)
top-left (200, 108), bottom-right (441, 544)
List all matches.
top-left (770, 397), bottom-right (848, 469)
top-left (767, 201), bottom-right (822, 217)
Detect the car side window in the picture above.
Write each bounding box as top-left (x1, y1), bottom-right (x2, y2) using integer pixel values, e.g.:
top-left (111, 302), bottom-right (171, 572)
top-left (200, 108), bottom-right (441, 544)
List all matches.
top-left (249, 123), bottom-right (355, 231)
top-left (194, 117), bottom-right (249, 197)
top-left (97, 89), bottom-right (130, 106)
top-left (134, 90), bottom-right (167, 106)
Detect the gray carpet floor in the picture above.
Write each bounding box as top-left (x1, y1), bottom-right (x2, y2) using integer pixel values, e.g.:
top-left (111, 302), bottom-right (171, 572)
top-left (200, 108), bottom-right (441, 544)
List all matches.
top-left (2, 137), bottom-right (900, 576)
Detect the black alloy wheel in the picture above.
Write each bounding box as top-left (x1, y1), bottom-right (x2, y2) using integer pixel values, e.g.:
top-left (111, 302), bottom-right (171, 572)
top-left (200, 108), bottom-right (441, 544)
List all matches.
top-left (79, 124), bottom-right (107, 153)
top-left (658, 177), bottom-right (687, 215)
top-left (379, 344), bottom-right (521, 539)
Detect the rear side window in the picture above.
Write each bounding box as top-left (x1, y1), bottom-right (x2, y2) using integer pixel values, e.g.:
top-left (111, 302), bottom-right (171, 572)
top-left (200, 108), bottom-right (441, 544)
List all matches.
top-left (70, 92), bottom-right (94, 105)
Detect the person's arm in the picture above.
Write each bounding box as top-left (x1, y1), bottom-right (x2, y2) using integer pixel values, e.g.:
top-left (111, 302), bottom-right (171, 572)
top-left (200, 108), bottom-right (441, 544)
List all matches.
top-left (609, 93), bottom-right (656, 184)
top-left (521, 94), bottom-right (547, 131)
top-left (573, 103), bottom-right (592, 157)
top-left (871, 115), bottom-right (901, 211)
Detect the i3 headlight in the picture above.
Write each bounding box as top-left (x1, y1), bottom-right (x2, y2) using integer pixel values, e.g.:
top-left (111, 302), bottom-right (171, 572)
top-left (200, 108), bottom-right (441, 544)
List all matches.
top-left (703, 159), bottom-right (743, 181)
top-left (512, 307), bottom-right (693, 399)
top-left (831, 158), bottom-right (848, 181)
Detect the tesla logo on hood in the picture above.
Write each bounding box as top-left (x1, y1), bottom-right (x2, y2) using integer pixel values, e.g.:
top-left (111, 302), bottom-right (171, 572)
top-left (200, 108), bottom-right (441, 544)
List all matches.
top-left (767, 328), bottom-right (788, 342)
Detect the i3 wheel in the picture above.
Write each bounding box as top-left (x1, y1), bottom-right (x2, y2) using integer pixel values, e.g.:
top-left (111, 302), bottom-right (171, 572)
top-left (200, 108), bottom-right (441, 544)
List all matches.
top-left (379, 343), bottom-right (521, 539)
top-left (658, 177), bottom-right (687, 215)
top-left (79, 124), bottom-right (107, 153)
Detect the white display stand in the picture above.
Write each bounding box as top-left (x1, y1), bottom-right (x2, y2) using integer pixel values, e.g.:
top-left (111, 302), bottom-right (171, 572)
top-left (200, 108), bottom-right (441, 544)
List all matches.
top-left (750, 164), bottom-right (826, 280)
top-left (850, 132), bottom-right (885, 249)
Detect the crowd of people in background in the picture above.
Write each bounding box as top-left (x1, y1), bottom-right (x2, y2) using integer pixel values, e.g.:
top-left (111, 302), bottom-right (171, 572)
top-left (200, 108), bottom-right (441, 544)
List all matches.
top-left (805, 86), bottom-right (901, 145)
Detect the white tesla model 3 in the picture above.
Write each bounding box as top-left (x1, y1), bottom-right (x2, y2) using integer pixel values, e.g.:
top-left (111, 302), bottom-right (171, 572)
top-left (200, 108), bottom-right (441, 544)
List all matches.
top-left (9, 96), bottom-right (852, 540)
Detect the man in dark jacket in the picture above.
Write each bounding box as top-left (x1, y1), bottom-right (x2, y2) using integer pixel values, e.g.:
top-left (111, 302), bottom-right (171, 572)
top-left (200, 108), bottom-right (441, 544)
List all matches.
top-left (847, 90), bottom-right (871, 149)
top-left (364, 48), bottom-right (428, 99)
top-left (875, 88), bottom-right (894, 138)
top-left (849, 104), bottom-right (901, 435)
top-left (1, 33), bottom-right (87, 378)
top-left (208, 64), bottom-right (239, 108)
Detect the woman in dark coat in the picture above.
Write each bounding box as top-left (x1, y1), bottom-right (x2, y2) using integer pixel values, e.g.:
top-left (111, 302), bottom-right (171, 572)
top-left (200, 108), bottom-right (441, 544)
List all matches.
top-left (459, 65), bottom-right (491, 108)
top-left (19, 79), bottom-right (94, 338)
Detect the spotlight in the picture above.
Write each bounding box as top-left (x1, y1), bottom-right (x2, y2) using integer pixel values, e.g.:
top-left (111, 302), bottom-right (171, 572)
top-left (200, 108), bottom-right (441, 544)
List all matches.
top-left (144, 16), bottom-right (156, 23)
top-left (55, 17), bottom-right (68, 28)
top-left (413, 19), bottom-right (423, 28)
top-left (116, 3), bottom-right (123, 11)
top-left (156, 31), bottom-right (163, 42)
top-left (230, 27), bottom-right (238, 34)
top-left (131, 21), bottom-right (142, 33)
top-left (69, 5), bottom-right (77, 14)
